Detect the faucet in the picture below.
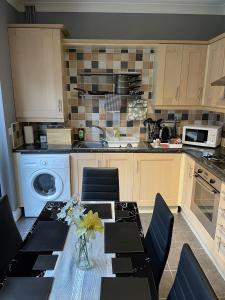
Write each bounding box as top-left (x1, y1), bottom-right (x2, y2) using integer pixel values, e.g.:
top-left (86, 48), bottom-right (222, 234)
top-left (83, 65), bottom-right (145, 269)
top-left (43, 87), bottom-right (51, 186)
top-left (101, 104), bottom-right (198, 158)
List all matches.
top-left (91, 126), bottom-right (107, 144)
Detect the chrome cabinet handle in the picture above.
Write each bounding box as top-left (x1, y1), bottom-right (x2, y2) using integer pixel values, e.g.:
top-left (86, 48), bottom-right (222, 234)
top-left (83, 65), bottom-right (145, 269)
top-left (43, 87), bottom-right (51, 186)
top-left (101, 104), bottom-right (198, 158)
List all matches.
top-left (58, 100), bottom-right (62, 112)
top-left (198, 87), bottom-right (203, 102)
top-left (175, 87), bottom-right (180, 102)
top-left (136, 161), bottom-right (139, 173)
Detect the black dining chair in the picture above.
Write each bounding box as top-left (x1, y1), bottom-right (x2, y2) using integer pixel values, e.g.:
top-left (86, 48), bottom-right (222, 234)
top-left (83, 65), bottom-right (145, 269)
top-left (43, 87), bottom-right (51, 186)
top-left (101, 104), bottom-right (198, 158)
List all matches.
top-left (144, 193), bottom-right (174, 290)
top-left (167, 243), bottom-right (218, 300)
top-left (81, 167), bottom-right (120, 202)
top-left (0, 195), bottom-right (23, 279)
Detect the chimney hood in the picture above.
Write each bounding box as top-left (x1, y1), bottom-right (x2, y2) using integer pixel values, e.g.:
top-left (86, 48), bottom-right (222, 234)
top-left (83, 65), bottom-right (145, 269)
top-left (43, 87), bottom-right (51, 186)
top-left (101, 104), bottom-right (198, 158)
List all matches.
top-left (211, 76), bottom-right (225, 86)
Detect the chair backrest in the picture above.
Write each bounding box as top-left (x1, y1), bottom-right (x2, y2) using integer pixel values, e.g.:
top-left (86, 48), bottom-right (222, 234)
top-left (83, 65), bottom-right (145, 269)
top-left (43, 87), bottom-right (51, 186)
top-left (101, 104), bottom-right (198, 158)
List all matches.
top-left (167, 243), bottom-right (218, 300)
top-left (0, 195), bottom-right (23, 279)
top-left (81, 167), bottom-right (120, 202)
top-left (144, 193), bottom-right (174, 289)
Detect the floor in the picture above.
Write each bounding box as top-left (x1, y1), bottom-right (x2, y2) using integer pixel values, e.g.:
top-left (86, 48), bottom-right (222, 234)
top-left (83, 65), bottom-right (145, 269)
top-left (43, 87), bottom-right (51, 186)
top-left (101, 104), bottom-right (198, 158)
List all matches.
top-left (16, 213), bottom-right (225, 299)
top-left (140, 213), bottom-right (225, 300)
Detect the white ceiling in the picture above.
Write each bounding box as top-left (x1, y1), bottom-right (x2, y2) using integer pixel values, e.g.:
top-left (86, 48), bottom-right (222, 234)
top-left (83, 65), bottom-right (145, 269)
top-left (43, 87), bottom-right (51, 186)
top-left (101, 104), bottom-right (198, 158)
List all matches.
top-left (7, 0), bottom-right (225, 14)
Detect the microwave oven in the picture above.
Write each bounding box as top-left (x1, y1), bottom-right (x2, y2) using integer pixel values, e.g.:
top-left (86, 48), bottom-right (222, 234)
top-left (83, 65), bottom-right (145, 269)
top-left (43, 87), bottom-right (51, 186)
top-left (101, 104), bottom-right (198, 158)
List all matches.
top-left (182, 125), bottom-right (222, 148)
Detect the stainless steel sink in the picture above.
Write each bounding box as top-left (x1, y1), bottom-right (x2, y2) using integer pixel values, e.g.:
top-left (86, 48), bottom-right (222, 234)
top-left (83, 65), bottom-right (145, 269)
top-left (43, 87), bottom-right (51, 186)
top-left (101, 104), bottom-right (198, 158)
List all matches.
top-left (75, 141), bottom-right (105, 148)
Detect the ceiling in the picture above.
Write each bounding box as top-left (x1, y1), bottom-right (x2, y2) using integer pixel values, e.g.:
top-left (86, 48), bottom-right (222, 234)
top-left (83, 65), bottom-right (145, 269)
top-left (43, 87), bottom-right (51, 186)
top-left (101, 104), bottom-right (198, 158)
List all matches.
top-left (7, 0), bottom-right (225, 14)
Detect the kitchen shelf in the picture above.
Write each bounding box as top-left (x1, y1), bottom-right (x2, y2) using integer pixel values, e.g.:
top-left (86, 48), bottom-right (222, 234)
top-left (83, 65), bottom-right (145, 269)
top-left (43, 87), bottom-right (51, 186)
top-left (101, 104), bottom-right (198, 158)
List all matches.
top-left (79, 72), bottom-right (141, 76)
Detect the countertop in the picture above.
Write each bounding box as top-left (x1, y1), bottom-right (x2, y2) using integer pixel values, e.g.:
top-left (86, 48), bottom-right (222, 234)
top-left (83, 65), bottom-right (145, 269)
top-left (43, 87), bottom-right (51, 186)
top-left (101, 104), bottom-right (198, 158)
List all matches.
top-left (13, 141), bottom-right (225, 182)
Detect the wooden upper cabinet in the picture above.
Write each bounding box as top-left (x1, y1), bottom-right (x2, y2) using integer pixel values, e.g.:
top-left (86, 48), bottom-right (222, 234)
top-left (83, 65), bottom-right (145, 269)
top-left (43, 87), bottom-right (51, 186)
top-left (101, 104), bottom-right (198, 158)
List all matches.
top-left (156, 44), bottom-right (207, 107)
top-left (156, 44), bottom-right (183, 106)
top-left (203, 39), bottom-right (225, 108)
top-left (8, 27), bottom-right (66, 122)
top-left (179, 45), bottom-right (207, 106)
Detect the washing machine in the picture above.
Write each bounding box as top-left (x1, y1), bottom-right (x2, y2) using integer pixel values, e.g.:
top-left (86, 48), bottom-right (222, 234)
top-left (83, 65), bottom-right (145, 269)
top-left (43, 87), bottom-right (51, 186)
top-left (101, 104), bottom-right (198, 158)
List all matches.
top-left (20, 154), bottom-right (71, 217)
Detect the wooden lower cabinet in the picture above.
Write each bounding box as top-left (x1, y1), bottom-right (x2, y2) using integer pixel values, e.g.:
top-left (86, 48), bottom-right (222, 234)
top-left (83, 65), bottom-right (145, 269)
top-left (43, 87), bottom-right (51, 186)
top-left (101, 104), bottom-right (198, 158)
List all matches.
top-left (102, 153), bottom-right (134, 202)
top-left (133, 153), bottom-right (181, 206)
top-left (70, 153), bottom-right (134, 201)
top-left (180, 154), bottom-right (195, 210)
top-left (70, 152), bottom-right (181, 206)
top-left (70, 153), bottom-right (102, 196)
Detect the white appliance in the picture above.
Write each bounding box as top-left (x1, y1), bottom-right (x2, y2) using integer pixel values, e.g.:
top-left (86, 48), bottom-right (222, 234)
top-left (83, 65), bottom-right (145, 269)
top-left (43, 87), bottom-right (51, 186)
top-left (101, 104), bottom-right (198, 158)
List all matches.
top-left (182, 125), bottom-right (222, 148)
top-left (20, 154), bottom-right (70, 217)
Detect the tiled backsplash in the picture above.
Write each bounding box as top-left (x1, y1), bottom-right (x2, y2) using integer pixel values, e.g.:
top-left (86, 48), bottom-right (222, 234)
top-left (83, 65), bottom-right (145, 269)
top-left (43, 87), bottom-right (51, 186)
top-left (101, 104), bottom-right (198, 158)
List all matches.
top-left (65, 46), bottom-right (155, 140)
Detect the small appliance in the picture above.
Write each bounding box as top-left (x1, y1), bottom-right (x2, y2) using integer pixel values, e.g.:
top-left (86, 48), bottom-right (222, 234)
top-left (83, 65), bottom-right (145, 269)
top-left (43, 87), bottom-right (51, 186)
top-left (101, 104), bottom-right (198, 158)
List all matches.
top-left (182, 125), bottom-right (222, 148)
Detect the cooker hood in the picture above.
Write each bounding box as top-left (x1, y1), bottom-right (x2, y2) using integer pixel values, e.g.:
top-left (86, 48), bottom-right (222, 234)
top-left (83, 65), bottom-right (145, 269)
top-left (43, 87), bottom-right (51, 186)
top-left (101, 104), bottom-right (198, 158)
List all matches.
top-left (211, 76), bottom-right (225, 86)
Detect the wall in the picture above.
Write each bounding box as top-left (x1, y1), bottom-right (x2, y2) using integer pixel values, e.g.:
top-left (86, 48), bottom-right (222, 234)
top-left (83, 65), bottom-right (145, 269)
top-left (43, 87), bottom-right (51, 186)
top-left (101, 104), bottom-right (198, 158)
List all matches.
top-left (25, 12), bottom-right (225, 40)
top-left (0, 0), bottom-right (19, 210)
top-left (65, 46), bottom-right (155, 141)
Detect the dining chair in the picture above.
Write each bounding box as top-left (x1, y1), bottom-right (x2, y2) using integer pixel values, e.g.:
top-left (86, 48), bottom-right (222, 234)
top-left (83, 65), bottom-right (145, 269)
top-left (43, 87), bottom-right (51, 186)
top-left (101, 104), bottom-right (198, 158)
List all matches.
top-left (81, 167), bottom-right (120, 202)
top-left (167, 243), bottom-right (218, 300)
top-left (144, 193), bottom-right (174, 289)
top-left (0, 195), bottom-right (23, 279)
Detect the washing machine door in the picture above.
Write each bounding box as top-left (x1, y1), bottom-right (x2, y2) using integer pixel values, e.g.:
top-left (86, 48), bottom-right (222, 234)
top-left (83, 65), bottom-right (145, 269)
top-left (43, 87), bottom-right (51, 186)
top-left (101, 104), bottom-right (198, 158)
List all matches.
top-left (30, 169), bottom-right (63, 201)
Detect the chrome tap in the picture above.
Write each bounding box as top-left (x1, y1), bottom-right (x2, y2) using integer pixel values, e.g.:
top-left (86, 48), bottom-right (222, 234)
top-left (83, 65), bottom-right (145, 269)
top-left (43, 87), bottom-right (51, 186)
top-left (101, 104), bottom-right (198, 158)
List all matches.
top-left (91, 126), bottom-right (107, 144)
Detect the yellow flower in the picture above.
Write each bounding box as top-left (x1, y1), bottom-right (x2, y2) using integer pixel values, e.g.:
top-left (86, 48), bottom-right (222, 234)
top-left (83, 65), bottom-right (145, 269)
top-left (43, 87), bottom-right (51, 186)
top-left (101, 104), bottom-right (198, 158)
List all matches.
top-left (78, 210), bottom-right (104, 233)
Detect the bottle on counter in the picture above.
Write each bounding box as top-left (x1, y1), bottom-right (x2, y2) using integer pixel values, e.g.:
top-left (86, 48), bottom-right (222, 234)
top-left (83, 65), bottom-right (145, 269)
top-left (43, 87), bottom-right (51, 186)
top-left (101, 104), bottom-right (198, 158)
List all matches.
top-left (78, 127), bottom-right (85, 141)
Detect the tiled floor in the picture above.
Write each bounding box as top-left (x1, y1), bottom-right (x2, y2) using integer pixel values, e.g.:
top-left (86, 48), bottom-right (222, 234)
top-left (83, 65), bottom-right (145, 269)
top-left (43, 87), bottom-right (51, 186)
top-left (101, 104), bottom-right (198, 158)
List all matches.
top-left (140, 213), bottom-right (225, 300)
top-left (16, 213), bottom-right (225, 299)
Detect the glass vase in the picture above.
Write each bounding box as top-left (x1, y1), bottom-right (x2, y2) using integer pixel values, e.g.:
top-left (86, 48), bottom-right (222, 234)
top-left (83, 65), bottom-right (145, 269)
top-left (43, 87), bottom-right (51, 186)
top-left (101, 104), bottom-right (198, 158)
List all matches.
top-left (75, 234), bottom-right (94, 270)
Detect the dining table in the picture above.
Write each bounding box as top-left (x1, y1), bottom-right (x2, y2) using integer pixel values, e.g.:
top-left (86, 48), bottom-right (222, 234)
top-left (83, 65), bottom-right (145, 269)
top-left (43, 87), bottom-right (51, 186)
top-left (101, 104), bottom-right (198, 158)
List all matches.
top-left (0, 201), bottom-right (158, 300)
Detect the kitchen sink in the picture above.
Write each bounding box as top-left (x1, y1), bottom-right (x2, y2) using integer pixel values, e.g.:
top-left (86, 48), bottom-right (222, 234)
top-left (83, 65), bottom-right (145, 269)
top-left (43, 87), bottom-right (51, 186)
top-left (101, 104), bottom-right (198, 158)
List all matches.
top-left (75, 141), bottom-right (105, 148)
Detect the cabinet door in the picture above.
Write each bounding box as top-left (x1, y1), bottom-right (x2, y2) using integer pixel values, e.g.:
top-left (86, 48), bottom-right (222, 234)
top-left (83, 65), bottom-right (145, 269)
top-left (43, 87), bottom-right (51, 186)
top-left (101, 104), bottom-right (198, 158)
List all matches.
top-left (102, 153), bottom-right (134, 202)
top-left (179, 45), bottom-right (207, 106)
top-left (9, 28), bottom-right (64, 121)
top-left (156, 44), bottom-right (183, 106)
top-left (133, 154), bottom-right (181, 206)
top-left (203, 39), bottom-right (225, 108)
top-left (180, 154), bottom-right (195, 209)
top-left (70, 153), bottom-right (102, 196)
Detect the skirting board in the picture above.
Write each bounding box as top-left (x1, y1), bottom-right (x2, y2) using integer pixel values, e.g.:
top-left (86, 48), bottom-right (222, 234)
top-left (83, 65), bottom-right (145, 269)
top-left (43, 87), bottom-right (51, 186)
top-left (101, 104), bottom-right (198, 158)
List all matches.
top-left (13, 207), bottom-right (22, 222)
top-left (181, 210), bottom-right (225, 281)
top-left (138, 205), bottom-right (178, 214)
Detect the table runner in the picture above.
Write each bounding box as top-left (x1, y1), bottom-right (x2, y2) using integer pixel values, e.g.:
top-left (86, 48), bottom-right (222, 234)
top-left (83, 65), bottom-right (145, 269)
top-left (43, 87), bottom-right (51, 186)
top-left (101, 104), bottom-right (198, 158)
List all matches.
top-left (45, 206), bottom-right (115, 300)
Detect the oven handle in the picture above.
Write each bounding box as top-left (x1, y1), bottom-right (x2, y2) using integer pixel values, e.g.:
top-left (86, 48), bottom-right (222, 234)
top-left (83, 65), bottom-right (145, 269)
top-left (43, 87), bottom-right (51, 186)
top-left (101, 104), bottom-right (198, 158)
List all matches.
top-left (194, 174), bottom-right (219, 194)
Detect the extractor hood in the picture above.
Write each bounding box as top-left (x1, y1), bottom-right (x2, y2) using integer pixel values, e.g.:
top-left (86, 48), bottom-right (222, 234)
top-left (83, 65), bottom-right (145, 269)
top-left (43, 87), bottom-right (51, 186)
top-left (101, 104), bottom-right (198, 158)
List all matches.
top-left (211, 76), bottom-right (225, 86)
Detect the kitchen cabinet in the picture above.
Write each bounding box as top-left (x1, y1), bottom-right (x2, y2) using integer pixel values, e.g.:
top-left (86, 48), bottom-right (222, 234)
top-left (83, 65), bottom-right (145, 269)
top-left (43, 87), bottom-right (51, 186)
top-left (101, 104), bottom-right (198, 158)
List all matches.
top-left (155, 44), bottom-right (207, 107)
top-left (102, 153), bottom-right (134, 202)
top-left (180, 154), bottom-right (195, 210)
top-left (203, 38), bottom-right (225, 109)
top-left (133, 153), bottom-right (181, 206)
top-left (70, 152), bottom-right (181, 206)
top-left (179, 45), bottom-right (207, 106)
top-left (156, 44), bottom-right (183, 106)
top-left (8, 26), bottom-right (67, 122)
top-left (70, 153), bottom-right (102, 196)
top-left (214, 186), bottom-right (225, 270)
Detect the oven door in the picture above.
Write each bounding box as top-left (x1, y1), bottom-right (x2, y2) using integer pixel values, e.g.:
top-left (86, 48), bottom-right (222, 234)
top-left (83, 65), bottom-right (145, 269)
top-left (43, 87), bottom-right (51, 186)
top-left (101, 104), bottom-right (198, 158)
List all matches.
top-left (191, 173), bottom-right (220, 238)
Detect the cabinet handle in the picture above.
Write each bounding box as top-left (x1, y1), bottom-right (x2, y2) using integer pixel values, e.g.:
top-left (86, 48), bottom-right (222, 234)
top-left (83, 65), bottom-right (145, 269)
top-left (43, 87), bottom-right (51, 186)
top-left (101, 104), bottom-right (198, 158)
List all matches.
top-left (136, 161), bottom-right (139, 173)
top-left (176, 87), bottom-right (179, 102)
top-left (198, 87), bottom-right (203, 102)
top-left (58, 100), bottom-right (62, 112)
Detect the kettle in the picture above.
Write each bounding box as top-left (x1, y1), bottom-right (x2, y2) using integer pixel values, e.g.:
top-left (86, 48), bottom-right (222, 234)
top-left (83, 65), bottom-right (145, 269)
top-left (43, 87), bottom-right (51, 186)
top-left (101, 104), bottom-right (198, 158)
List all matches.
top-left (159, 125), bottom-right (170, 142)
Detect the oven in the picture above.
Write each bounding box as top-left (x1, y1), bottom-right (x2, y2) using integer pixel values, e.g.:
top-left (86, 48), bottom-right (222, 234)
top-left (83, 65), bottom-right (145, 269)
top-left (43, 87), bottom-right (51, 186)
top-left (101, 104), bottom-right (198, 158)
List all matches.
top-left (191, 163), bottom-right (221, 239)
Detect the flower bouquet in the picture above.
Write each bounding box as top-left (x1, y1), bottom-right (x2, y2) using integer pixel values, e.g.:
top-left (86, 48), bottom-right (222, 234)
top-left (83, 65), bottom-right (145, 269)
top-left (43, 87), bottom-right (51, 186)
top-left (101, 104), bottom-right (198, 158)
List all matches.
top-left (57, 195), bottom-right (103, 270)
